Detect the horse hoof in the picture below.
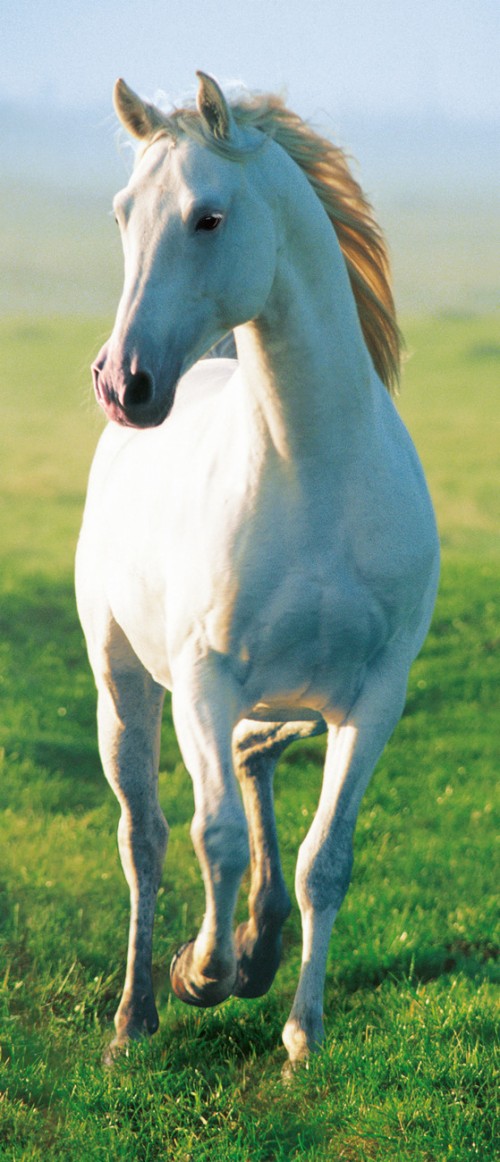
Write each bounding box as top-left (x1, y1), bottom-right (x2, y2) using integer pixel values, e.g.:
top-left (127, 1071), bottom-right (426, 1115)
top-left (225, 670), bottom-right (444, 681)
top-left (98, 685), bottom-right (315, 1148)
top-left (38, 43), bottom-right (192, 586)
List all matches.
top-left (232, 921), bottom-right (282, 998)
top-left (170, 939), bottom-right (236, 1008)
top-left (103, 1035), bottom-right (130, 1067)
top-left (103, 1007), bottom-right (159, 1066)
top-left (281, 1055), bottom-right (311, 1085)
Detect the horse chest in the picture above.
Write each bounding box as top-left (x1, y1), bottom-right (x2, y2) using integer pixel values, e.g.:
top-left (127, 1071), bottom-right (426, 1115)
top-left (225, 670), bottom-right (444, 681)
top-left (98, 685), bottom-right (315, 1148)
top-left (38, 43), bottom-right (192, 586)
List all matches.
top-left (198, 543), bottom-right (388, 717)
top-left (110, 455), bottom-right (389, 708)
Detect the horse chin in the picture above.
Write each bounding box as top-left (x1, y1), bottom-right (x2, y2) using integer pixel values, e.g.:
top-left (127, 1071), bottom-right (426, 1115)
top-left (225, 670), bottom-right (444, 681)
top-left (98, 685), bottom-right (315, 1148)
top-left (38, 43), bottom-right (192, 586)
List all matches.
top-left (100, 387), bottom-right (177, 429)
top-left (122, 400), bottom-right (174, 429)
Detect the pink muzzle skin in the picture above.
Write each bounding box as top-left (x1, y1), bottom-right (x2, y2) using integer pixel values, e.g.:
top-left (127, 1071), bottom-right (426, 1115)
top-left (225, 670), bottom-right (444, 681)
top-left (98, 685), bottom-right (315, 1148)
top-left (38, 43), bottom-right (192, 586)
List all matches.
top-left (91, 344), bottom-right (178, 429)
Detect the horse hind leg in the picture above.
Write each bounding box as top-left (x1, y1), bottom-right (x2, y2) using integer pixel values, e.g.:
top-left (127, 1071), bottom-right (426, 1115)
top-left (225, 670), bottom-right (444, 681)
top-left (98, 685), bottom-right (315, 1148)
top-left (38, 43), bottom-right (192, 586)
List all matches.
top-left (282, 659), bottom-right (409, 1068)
top-left (169, 662), bottom-right (250, 1009)
top-left (232, 715), bottom-right (326, 999)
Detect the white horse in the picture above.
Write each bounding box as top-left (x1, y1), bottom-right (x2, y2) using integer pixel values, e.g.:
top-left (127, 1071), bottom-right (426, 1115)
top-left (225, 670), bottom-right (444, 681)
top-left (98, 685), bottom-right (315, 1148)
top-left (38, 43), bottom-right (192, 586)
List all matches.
top-left (76, 73), bottom-right (439, 1066)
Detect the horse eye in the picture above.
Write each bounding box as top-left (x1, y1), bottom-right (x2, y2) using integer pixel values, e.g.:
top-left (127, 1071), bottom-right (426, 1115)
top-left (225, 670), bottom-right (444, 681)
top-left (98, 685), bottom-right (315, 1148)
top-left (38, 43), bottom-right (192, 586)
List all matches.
top-left (195, 213), bottom-right (223, 233)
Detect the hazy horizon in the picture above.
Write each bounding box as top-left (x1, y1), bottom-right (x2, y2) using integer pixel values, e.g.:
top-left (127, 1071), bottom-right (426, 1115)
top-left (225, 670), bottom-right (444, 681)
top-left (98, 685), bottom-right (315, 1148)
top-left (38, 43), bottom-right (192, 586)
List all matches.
top-left (2, 99), bottom-right (497, 319)
top-left (3, 0), bottom-right (499, 319)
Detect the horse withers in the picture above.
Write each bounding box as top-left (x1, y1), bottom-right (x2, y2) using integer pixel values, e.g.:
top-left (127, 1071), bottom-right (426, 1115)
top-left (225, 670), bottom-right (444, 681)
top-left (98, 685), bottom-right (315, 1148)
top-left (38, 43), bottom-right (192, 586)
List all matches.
top-left (76, 73), bottom-right (439, 1066)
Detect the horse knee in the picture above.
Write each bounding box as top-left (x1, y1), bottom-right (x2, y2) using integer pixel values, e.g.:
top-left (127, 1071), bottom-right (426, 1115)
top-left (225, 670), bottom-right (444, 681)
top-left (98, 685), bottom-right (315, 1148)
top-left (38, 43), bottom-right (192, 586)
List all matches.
top-left (191, 803), bottom-right (249, 879)
top-left (118, 805), bottom-right (169, 883)
top-left (295, 826), bottom-right (353, 915)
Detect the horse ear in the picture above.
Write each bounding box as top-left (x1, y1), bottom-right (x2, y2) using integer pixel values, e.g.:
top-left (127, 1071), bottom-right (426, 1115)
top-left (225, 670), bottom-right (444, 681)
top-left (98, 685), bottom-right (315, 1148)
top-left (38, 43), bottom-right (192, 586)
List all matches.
top-left (196, 72), bottom-right (233, 141)
top-left (113, 78), bottom-right (168, 140)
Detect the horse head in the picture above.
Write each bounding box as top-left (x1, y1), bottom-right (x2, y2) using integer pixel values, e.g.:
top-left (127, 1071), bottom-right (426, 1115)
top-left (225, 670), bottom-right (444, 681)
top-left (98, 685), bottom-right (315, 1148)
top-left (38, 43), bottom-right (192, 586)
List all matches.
top-left (92, 73), bottom-right (278, 427)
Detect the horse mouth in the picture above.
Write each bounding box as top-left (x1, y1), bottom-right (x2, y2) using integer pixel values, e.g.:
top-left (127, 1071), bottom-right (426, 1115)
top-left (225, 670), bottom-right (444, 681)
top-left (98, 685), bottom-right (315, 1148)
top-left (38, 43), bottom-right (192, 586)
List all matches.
top-left (94, 376), bottom-right (179, 429)
top-left (116, 396), bottom-right (175, 429)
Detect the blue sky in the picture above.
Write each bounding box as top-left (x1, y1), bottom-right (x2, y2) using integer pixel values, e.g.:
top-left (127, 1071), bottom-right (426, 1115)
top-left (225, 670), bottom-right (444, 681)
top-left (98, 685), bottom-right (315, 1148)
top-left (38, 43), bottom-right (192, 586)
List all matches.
top-left (4, 0), bottom-right (500, 121)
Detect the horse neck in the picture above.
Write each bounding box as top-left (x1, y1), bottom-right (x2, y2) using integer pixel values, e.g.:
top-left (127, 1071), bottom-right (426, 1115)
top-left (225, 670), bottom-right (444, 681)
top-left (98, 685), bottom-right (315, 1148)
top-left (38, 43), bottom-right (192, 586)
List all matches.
top-left (235, 152), bottom-right (376, 465)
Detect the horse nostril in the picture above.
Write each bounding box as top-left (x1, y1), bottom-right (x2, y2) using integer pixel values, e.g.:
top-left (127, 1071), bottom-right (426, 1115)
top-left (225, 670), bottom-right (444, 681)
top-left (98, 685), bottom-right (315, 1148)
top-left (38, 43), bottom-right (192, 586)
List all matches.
top-left (124, 370), bottom-right (154, 409)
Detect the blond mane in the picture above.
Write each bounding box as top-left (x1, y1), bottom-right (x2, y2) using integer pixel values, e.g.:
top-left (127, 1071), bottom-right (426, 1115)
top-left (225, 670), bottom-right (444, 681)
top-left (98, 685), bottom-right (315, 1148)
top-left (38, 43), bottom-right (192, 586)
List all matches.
top-left (149, 91), bottom-right (402, 393)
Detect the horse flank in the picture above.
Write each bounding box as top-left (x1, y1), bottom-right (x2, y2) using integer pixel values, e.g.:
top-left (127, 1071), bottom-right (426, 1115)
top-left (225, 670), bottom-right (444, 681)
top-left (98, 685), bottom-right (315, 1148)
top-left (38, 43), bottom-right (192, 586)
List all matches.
top-left (135, 89), bottom-right (402, 393)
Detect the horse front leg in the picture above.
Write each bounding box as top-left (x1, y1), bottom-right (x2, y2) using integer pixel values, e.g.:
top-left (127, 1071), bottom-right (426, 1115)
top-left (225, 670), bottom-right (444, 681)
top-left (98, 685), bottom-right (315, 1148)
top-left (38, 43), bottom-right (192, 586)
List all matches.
top-left (93, 630), bottom-right (167, 1057)
top-left (282, 657), bottom-right (409, 1068)
top-left (169, 660), bottom-right (249, 1007)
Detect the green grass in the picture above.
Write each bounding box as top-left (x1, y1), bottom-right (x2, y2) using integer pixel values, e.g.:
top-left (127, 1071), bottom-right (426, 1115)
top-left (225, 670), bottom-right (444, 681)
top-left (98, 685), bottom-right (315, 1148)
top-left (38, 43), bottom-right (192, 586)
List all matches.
top-left (0, 315), bottom-right (498, 1159)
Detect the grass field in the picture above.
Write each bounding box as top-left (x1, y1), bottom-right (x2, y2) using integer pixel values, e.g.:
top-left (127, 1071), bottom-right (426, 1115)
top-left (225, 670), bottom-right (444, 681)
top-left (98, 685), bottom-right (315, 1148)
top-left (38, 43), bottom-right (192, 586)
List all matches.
top-left (0, 314), bottom-right (498, 1159)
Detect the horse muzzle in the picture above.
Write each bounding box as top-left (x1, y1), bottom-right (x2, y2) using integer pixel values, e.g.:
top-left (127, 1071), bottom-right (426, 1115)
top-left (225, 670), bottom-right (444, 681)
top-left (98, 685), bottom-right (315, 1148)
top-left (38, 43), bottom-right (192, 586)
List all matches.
top-left (91, 345), bottom-right (178, 428)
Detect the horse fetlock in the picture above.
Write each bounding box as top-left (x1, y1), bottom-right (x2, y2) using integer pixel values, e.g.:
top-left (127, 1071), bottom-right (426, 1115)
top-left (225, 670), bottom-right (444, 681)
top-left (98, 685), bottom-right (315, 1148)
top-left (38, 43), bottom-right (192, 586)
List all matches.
top-left (115, 986), bottom-right (159, 1040)
top-left (170, 938), bottom-right (237, 1007)
top-left (282, 1009), bottom-right (324, 1063)
top-left (106, 1012), bottom-right (158, 1064)
top-left (193, 926), bottom-right (238, 980)
top-left (233, 917), bottom-right (284, 998)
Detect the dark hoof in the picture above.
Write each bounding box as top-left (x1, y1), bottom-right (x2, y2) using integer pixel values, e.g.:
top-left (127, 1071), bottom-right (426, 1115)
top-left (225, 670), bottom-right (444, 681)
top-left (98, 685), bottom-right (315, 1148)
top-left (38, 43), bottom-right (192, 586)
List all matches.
top-left (233, 921), bottom-right (283, 998)
top-left (170, 939), bottom-right (236, 1008)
